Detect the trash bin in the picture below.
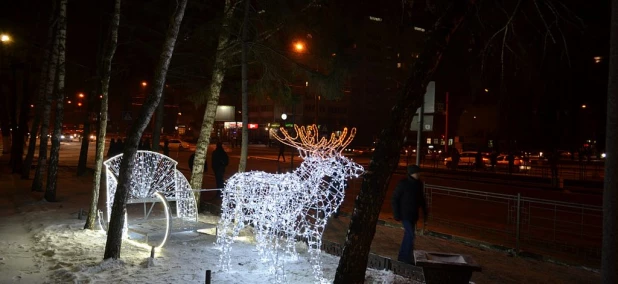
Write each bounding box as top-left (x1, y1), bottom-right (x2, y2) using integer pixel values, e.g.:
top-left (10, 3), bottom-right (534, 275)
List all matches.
top-left (413, 250), bottom-right (482, 284)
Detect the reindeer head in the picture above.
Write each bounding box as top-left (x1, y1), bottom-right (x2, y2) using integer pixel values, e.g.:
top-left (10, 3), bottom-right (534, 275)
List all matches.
top-left (273, 124), bottom-right (364, 179)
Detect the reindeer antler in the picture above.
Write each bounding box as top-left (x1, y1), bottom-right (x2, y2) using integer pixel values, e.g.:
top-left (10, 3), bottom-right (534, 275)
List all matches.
top-left (272, 124), bottom-right (356, 158)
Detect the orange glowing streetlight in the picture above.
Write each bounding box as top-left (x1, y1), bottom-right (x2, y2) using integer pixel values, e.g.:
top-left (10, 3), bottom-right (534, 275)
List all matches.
top-left (0, 34), bottom-right (10, 43)
top-left (78, 93), bottom-right (84, 98)
top-left (141, 81), bottom-right (148, 87)
top-left (77, 102), bottom-right (82, 107)
top-left (581, 104), bottom-right (587, 109)
top-left (293, 41), bottom-right (305, 52)
top-left (67, 100), bottom-right (72, 104)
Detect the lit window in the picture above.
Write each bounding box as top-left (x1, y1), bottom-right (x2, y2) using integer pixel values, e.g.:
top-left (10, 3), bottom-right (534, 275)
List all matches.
top-left (397, 63), bottom-right (402, 68)
top-left (414, 26), bottom-right (426, 32)
top-left (397, 53), bottom-right (400, 58)
top-left (369, 16), bottom-right (383, 22)
top-left (426, 138), bottom-right (431, 144)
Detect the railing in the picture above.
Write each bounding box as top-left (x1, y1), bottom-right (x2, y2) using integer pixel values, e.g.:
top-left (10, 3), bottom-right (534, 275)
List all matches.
top-left (424, 184), bottom-right (602, 266)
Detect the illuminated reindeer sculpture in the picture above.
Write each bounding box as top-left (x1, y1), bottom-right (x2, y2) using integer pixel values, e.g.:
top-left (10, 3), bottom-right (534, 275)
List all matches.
top-left (216, 125), bottom-right (364, 283)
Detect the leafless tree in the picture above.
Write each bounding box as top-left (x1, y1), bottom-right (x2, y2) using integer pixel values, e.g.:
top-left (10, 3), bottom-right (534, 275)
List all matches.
top-left (104, 0), bottom-right (187, 259)
top-left (84, 0), bottom-right (121, 230)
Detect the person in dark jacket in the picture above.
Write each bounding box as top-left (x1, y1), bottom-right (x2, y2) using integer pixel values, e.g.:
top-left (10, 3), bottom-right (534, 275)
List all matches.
top-left (391, 164), bottom-right (428, 264)
top-left (163, 139), bottom-right (170, 156)
top-left (211, 142), bottom-right (229, 196)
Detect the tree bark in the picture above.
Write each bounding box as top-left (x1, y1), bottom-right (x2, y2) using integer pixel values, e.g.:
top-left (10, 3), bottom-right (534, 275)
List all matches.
top-left (85, 0), bottom-right (121, 230)
top-left (152, 90), bottom-right (165, 152)
top-left (22, 0), bottom-right (58, 179)
top-left (32, 6), bottom-right (61, 192)
top-left (602, 0), bottom-right (618, 282)
top-left (45, 0), bottom-right (68, 202)
top-left (189, 0), bottom-right (236, 196)
top-left (103, 0), bottom-right (187, 259)
top-left (11, 62), bottom-right (31, 173)
top-left (238, 0), bottom-right (250, 173)
top-left (333, 1), bottom-right (473, 283)
top-left (76, 99), bottom-right (93, 176)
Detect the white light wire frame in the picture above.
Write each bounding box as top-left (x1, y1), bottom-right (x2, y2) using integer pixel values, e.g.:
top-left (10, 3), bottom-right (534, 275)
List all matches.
top-left (103, 151), bottom-right (198, 248)
top-left (217, 125), bottom-right (364, 283)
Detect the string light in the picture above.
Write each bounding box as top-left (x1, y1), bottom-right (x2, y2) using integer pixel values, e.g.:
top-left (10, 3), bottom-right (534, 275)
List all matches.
top-left (217, 125), bottom-right (364, 283)
top-left (103, 151), bottom-right (198, 248)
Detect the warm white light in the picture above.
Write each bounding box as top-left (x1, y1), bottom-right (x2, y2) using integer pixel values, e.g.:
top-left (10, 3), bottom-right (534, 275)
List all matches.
top-left (281, 113), bottom-right (287, 120)
top-left (178, 112), bottom-right (182, 116)
top-left (141, 81), bottom-right (147, 87)
top-left (602, 153), bottom-right (606, 158)
top-left (581, 104), bottom-right (587, 109)
top-left (217, 125), bottom-right (364, 283)
top-left (594, 56), bottom-right (602, 63)
top-left (0, 34), bottom-right (10, 42)
top-left (484, 88), bottom-right (489, 93)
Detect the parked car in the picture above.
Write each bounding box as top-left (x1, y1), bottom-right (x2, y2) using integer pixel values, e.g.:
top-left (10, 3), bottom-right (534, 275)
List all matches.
top-left (494, 155), bottom-right (530, 172)
top-left (444, 151), bottom-right (490, 168)
top-left (343, 146), bottom-right (374, 156)
top-left (160, 138), bottom-right (192, 152)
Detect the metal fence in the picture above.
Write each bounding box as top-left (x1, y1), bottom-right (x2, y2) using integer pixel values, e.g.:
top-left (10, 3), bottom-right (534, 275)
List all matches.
top-left (424, 184), bottom-right (602, 265)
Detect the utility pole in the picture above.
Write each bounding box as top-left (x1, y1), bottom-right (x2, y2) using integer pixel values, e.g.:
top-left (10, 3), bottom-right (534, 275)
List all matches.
top-left (416, 96), bottom-right (424, 166)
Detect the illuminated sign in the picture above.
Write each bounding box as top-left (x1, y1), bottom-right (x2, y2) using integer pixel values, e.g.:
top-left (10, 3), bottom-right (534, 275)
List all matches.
top-left (248, 124), bottom-right (258, 129)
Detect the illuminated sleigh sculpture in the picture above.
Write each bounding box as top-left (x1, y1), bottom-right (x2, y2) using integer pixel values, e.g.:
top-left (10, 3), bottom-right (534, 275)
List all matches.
top-left (217, 125), bottom-right (364, 283)
top-left (102, 150), bottom-right (198, 248)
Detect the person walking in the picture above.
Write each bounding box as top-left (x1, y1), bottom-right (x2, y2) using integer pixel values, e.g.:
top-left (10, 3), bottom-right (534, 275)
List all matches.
top-left (212, 142), bottom-right (229, 196)
top-left (391, 165), bottom-right (428, 264)
top-left (163, 139), bottom-right (170, 156)
top-left (451, 148), bottom-right (460, 170)
top-left (277, 142), bottom-right (286, 162)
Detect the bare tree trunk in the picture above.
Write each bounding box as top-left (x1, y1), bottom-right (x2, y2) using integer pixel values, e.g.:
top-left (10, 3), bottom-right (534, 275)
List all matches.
top-left (85, 0), bottom-right (121, 230)
top-left (238, 0), bottom-right (250, 173)
top-left (45, 0), bottom-right (67, 202)
top-left (152, 90), bottom-right (164, 152)
top-left (11, 62), bottom-right (31, 173)
top-left (189, 0), bottom-right (237, 197)
top-left (333, 1), bottom-right (472, 282)
top-left (103, 0), bottom-right (187, 259)
top-left (602, 0), bottom-right (618, 282)
top-left (76, 101), bottom-right (93, 176)
top-left (32, 8), bottom-right (61, 192)
top-left (22, 1), bottom-right (58, 179)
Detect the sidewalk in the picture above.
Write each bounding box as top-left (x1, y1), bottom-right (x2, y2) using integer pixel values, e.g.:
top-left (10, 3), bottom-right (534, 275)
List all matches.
top-left (0, 152), bottom-right (600, 283)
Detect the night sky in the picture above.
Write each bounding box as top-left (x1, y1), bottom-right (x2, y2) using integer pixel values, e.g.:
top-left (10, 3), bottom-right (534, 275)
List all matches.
top-left (0, 0), bottom-right (611, 151)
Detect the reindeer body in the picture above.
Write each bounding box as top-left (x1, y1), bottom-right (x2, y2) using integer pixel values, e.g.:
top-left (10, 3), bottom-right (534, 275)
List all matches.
top-left (216, 125), bottom-right (364, 283)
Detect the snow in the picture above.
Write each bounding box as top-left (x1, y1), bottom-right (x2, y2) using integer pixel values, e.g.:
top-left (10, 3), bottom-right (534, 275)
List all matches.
top-left (0, 151), bottom-right (602, 284)
top-left (0, 176), bottom-right (411, 284)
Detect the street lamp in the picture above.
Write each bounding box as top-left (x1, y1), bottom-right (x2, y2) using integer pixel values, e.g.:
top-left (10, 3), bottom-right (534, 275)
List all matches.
top-left (0, 34), bottom-right (10, 43)
top-left (581, 104), bottom-right (587, 109)
top-left (281, 113), bottom-right (287, 120)
top-left (293, 41), bottom-right (305, 52)
top-left (141, 81), bottom-right (148, 87)
top-left (78, 93), bottom-right (84, 98)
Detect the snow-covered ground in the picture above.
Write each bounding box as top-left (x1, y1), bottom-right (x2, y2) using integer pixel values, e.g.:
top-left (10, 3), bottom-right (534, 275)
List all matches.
top-left (0, 166), bottom-right (412, 284)
top-left (0, 206), bottom-right (409, 284)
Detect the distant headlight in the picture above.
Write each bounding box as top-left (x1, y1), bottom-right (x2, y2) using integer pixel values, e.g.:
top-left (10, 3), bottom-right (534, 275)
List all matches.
top-left (60, 135), bottom-right (65, 139)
